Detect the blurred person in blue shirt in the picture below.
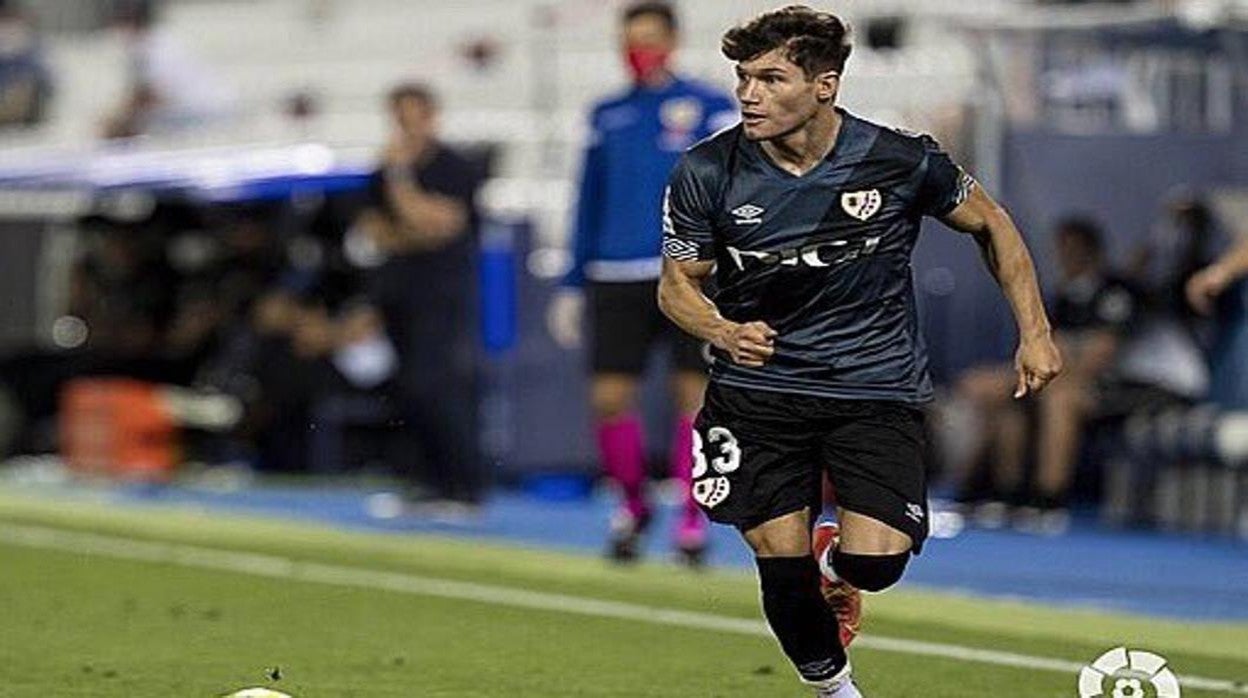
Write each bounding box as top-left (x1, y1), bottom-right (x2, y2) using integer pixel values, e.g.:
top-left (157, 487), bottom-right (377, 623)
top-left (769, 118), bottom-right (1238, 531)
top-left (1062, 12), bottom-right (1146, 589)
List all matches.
top-left (546, 1), bottom-right (735, 565)
top-left (0, 0), bottom-right (51, 127)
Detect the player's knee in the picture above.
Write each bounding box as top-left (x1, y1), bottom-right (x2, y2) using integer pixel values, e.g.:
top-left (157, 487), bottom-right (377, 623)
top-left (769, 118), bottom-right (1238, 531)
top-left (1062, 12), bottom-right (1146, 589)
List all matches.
top-left (744, 511), bottom-right (812, 558)
top-left (831, 550), bottom-right (910, 592)
top-left (590, 381), bottom-right (638, 419)
top-left (751, 537), bottom-right (809, 558)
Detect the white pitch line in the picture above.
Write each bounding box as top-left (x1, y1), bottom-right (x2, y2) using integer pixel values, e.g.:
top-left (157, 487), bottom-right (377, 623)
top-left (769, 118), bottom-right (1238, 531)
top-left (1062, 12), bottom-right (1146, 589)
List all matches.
top-left (1, 523), bottom-right (1245, 695)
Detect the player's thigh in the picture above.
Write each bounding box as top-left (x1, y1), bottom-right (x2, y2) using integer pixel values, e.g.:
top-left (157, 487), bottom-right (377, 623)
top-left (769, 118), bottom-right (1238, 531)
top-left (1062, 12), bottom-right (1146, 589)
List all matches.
top-left (820, 401), bottom-right (928, 555)
top-left (664, 316), bottom-right (710, 414)
top-left (668, 369), bottom-right (707, 415)
top-left (691, 384), bottom-right (820, 535)
top-left (587, 281), bottom-right (661, 376)
top-left (836, 508), bottom-right (913, 555)
top-left (743, 509), bottom-right (812, 558)
top-left (667, 321), bottom-right (711, 372)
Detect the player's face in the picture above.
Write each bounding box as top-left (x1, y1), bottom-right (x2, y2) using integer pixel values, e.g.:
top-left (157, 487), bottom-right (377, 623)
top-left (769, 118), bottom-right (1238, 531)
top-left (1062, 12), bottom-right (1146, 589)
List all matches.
top-left (391, 97), bottom-right (435, 142)
top-left (621, 13), bottom-right (676, 82)
top-left (734, 49), bottom-right (838, 141)
top-left (1056, 232), bottom-right (1098, 279)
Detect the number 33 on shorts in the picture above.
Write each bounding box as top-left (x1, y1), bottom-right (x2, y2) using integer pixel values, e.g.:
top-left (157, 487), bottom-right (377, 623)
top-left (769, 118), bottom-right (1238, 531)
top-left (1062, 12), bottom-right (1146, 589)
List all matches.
top-left (691, 427), bottom-right (741, 509)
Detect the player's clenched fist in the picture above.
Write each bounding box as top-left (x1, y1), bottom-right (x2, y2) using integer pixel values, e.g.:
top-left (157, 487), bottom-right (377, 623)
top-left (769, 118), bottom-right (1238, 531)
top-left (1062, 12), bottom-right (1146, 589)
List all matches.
top-left (1012, 333), bottom-right (1063, 398)
top-left (714, 321), bottom-right (778, 367)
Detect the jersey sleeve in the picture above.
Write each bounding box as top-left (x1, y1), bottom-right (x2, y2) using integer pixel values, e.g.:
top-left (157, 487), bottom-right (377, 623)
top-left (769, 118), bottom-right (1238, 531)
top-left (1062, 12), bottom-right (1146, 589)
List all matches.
top-left (916, 136), bottom-right (975, 218)
top-left (563, 111), bottom-right (606, 287)
top-left (661, 155), bottom-right (717, 262)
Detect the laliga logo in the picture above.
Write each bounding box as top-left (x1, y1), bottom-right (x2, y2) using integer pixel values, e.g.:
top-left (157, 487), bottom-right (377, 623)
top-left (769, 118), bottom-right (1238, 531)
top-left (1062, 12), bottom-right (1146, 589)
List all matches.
top-left (1079, 647), bottom-right (1180, 698)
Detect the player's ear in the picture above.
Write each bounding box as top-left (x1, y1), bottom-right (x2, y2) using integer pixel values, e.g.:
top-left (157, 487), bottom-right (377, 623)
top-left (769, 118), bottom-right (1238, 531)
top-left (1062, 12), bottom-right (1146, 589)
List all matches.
top-left (814, 70), bottom-right (840, 103)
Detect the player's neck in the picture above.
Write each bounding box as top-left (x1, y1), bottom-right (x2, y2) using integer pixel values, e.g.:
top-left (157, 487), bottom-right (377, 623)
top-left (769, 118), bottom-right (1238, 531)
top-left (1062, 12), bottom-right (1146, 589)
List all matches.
top-left (404, 134), bottom-right (437, 165)
top-left (761, 107), bottom-right (842, 177)
top-left (637, 70), bottom-right (675, 90)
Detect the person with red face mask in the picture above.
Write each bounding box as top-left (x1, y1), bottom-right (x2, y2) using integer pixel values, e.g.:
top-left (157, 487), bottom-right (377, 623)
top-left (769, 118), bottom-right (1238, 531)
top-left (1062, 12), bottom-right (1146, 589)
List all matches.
top-left (547, 1), bottom-right (735, 566)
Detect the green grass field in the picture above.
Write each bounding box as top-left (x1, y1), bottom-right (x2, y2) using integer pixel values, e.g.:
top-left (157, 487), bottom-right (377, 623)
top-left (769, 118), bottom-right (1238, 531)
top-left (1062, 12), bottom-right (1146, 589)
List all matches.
top-left (1, 490), bottom-right (1245, 697)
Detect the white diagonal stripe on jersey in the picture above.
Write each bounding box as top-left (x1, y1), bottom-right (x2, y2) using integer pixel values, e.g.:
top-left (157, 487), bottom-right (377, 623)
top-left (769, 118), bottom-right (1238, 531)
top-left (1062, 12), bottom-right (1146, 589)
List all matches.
top-left (662, 187), bottom-right (675, 237)
top-left (1, 522), bottom-right (1246, 695)
top-left (663, 237), bottom-right (700, 261)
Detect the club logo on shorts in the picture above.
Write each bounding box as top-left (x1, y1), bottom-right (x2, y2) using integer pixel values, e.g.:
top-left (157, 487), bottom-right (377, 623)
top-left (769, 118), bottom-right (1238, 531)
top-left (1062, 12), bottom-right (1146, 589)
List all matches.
top-left (692, 477), bottom-right (731, 509)
top-left (905, 503), bottom-right (925, 523)
top-left (841, 189), bottom-right (882, 221)
top-left (1078, 647), bottom-right (1180, 698)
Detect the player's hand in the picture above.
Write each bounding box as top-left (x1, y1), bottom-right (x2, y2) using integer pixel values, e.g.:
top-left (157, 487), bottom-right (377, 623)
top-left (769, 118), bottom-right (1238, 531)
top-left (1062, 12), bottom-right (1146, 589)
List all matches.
top-left (1185, 264), bottom-right (1232, 316)
top-left (1013, 332), bottom-right (1062, 399)
top-left (714, 321), bottom-right (777, 367)
top-left (547, 288), bottom-right (585, 349)
top-left (382, 132), bottom-right (418, 168)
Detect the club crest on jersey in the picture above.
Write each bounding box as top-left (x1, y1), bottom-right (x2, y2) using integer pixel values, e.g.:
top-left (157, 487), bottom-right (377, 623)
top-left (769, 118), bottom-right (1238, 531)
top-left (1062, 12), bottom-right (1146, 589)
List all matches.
top-left (660, 98), bottom-right (702, 133)
top-left (841, 189), bottom-right (882, 221)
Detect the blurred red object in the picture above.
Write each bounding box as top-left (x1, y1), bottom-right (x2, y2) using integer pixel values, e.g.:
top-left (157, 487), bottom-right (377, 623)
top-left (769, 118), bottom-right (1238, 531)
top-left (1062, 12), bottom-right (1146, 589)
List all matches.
top-left (60, 378), bottom-right (176, 482)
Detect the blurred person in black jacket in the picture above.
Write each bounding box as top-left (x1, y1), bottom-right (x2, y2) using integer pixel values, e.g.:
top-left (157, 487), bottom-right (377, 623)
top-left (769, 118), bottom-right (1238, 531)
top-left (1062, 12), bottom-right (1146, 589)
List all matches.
top-left (354, 83), bottom-right (485, 513)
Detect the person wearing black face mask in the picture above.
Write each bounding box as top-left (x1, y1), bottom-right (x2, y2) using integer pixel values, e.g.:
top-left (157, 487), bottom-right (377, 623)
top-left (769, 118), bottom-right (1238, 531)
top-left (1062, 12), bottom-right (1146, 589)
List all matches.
top-left (547, 1), bottom-right (736, 566)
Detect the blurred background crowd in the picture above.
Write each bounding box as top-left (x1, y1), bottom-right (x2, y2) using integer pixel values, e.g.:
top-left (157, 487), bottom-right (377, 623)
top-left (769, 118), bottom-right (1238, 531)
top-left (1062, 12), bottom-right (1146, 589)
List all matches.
top-left (0, 0), bottom-right (1246, 542)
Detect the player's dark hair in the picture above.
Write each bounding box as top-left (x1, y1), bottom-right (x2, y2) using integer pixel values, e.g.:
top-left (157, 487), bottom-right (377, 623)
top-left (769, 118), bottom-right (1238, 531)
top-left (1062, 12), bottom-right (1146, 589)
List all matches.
top-left (722, 5), bottom-right (852, 77)
top-left (387, 82), bottom-right (438, 111)
top-left (114, 0), bottom-right (156, 29)
top-left (1055, 216), bottom-right (1104, 257)
top-left (622, 1), bottom-right (678, 33)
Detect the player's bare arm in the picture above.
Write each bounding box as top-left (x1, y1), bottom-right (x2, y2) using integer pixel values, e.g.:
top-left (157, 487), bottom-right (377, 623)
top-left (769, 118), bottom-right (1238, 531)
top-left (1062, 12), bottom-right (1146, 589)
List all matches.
top-left (941, 185), bottom-right (1063, 398)
top-left (381, 165), bottom-right (469, 247)
top-left (658, 257), bottom-right (776, 367)
top-left (1187, 234), bottom-right (1248, 315)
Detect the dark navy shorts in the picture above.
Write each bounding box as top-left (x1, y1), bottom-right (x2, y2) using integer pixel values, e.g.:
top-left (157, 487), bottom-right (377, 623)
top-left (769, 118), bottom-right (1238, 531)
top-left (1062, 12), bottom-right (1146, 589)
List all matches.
top-left (588, 280), bottom-right (707, 375)
top-left (691, 382), bottom-right (929, 553)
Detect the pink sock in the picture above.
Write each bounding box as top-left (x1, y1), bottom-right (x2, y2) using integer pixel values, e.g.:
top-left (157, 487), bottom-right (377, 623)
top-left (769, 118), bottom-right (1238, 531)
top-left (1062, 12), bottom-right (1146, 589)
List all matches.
top-left (670, 414), bottom-right (706, 546)
top-left (596, 414), bottom-right (647, 519)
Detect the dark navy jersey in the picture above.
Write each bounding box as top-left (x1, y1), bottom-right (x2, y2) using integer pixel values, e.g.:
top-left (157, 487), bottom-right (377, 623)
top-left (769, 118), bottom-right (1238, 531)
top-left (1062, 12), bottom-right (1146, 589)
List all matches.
top-left (662, 109), bottom-right (974, 403)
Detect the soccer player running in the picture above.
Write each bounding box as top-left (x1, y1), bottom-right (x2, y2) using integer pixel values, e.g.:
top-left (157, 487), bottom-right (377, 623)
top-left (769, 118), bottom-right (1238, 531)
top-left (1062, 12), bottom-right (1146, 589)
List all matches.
top-left (548, 2), bottom-right (735, 564)
top-left (657, 7), bottom-right (1061, 696)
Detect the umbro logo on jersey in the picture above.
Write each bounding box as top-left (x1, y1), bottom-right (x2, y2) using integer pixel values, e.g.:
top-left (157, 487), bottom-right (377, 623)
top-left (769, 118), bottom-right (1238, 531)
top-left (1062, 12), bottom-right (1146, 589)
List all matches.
top-left (731, 204), bottom-right (765, 225)
top-left (841, 189), bottom-right (882, 221)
